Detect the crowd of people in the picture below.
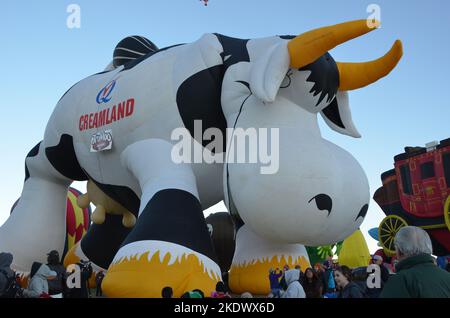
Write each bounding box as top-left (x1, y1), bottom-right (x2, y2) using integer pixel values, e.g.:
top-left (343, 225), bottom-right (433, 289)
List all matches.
top-left (266, 226), bottom-right (450, 298)
top-left (1, 226), bottom-right (450, 298)
top-left (0, 250), bottom-right (102, 298)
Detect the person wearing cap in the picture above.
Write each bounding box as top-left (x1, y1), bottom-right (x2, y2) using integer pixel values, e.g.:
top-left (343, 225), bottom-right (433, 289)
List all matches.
top-left (371, 255), bottom-right (390, 283)
top-left (22, 262), bottom-right (57, 298)
top-left (380, 226), bottom-right (450, 298)
top-left (365, 254), bottom-right (390, 298)
top-left (46, 250), bottom-right (67, 298)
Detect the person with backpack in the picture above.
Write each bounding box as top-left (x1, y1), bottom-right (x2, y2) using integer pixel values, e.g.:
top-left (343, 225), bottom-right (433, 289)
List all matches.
top-left (0, 252), bottom-right (20, 298)
top-left (322, 261), bottom-right (336, 297)
top-left (46, 250), bottom-right (67, 298)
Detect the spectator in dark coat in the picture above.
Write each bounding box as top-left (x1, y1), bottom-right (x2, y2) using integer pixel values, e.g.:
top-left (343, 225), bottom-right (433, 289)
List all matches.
top-left (279, 265), bottom-right (290, 291)
top-left (295, 265), bottom-right (305, 285)
top-left (95, 271), bottom-right (105, 297)
top-left (380, 226), bottom-right (450, 298)
top-left (0, 252), bottom-right (16, 298)
top-left (161, 286), bottom-right (173, 298)
top-left (334, 266), bottom-right (365, 298)
top-left (68, 261), bottom-right (92, 298)
top-left (302, 268), bottom-right (322, 298)
top-left (46, 250), bottom-right (67, 298)
top-left (210, 281), bottom-right (231, 298)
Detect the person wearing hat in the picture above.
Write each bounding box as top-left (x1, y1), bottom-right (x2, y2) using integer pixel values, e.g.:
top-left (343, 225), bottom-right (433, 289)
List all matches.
top-left (365, 254), bottom-right (390, 298)
top-left (371, 255), bottom-right (390, 283)
top-left (46, 250), bottom-right (67, 298)
top-left (22, 262), bottom-right (57, 298)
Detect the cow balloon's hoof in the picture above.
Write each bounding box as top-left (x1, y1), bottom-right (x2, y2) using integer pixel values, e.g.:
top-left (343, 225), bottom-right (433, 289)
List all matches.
top-left (228, 225), bottom-right (311, 295)
top-left (102, 240), bottom-right (222, 298)
top-left (229, 254), bottom-right (310, 295)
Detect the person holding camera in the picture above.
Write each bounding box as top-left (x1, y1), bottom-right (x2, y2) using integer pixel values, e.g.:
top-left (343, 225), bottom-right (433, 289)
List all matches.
top-left (67, 260), bottom-right (93, 298)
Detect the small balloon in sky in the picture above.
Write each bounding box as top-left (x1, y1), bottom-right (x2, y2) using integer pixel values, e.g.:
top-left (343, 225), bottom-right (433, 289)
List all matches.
top-left (200, 0), bottom-right (209, 6)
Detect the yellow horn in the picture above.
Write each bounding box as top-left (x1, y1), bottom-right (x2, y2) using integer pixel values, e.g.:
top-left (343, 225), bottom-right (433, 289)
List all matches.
top-left (337, 40), bottom-right (403, 91)
top-left (288, 19), bottom-right (380, 69)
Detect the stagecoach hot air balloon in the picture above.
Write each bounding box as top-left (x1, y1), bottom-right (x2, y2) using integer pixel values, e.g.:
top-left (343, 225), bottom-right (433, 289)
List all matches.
top-left (373, 138), bottom-right (450, 256)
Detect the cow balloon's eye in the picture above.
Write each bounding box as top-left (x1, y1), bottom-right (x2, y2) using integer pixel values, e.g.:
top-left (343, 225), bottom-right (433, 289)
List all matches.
top-left (308, 194), bottom-right (333, 216)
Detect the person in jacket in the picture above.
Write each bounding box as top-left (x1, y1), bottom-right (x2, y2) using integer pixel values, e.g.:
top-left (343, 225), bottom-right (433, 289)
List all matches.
top-left (279, 264), bottom-right (290, 291)
top-left (22, 262), bottom-right (57, 298)
top-left (95, 271), bottom-right (105, 297)
top-left (294, 265), bottom-right (305, 285)
top-left (334, 266), bottom-right (365, 298)
top-left (0, 252), bottom-right (16, 298)
top-left (46, 250), bottom-right (67, 298)
top-left (281, 269), bottom-right (305, 298)
top-left (380, 226), bottom-right (450, 298)
top-left (68, 260), bottom-right (93, 298)
top-left (302, 268), bottom-right (323, 298)
top-left (323, 261), bottom-right (336, 296)
top-left (268, 267), bottom-right (283, 298)
top-left (372, 255), bottom-right (390, 283)
top-left (366, 255), bottom-right (390, 298)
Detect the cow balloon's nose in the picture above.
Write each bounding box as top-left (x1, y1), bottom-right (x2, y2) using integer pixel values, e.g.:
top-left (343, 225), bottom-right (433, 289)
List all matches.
top-left (355, 204), bottom-right (369, 221)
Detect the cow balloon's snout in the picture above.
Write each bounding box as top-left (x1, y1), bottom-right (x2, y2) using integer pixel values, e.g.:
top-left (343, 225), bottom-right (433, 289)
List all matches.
top-left (226, 131), bottom-right (370, 246)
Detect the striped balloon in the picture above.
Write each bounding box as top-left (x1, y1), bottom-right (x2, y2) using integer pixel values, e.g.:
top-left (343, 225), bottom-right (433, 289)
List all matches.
top-left (65, 188), bottom-right (91, 253)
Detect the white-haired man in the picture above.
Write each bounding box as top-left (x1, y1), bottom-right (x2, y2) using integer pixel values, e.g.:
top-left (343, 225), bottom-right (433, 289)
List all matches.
top-left (380, 226), bottom-right (450, 298)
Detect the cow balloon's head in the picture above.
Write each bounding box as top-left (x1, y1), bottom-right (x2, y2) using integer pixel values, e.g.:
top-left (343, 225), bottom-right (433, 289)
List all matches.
top-left (223, 20), bottom-right (402, 245)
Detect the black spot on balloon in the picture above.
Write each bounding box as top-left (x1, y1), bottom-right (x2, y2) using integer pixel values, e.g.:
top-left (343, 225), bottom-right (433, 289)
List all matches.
top-left (355, 204), bottom-right (369, 221)
top-left (308, 194), bottom-right (333, 216)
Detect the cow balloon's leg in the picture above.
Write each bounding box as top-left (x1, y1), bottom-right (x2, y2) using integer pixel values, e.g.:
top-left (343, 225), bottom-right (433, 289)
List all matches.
top-left (102, 139), bottom-right (221, 298)
top-left (228, 224), bottom-right (311, 295)
top-left (0, 141), bottom-right (73, 273)
top-left (64, 213), bottom-right (132, 287)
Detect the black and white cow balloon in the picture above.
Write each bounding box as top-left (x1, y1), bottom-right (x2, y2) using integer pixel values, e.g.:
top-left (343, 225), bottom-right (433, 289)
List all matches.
top-left (0, 20), bottom-right (402, 296)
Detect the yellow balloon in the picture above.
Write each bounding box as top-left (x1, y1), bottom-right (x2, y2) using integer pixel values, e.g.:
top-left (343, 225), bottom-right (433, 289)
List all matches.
top-left (338, 229), bottom-right (371, 268)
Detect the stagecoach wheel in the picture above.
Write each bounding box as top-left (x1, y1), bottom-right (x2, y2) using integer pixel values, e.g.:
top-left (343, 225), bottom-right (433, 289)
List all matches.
top-left (444, 195), bottom-right (450, 232)
top-left (378, 215), bottom-right (408, 254)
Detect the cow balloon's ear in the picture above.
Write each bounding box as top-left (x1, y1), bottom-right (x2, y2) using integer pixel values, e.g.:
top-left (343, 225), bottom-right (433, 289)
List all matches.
top-left (320, 91), bottom-right (361, 138)
top-left (250, 42), bottom-right (290, 103)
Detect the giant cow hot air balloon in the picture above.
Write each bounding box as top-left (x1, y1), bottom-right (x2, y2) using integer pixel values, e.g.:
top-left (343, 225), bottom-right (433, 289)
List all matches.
top-left (0, 19), bottom-right (403, 297)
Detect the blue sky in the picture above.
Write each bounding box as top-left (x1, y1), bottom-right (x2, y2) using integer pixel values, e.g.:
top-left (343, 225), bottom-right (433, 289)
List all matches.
top-left (1, 0), bottom-right (449, 254)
